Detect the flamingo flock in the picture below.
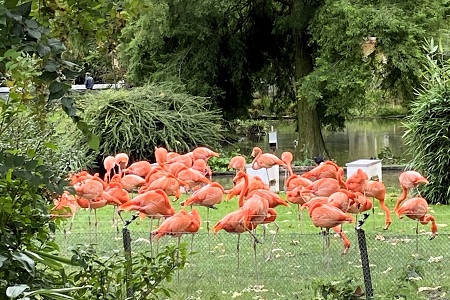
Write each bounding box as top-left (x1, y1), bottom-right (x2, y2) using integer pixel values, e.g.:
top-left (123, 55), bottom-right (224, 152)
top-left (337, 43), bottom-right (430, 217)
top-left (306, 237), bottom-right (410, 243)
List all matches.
top-left (52, 146), bottom-right (438, 268)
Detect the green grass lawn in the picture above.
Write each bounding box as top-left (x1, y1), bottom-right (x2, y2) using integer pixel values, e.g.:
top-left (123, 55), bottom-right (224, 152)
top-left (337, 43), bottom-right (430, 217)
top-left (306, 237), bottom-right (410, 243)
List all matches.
top-left (54, 186), bottom-right (450, 300)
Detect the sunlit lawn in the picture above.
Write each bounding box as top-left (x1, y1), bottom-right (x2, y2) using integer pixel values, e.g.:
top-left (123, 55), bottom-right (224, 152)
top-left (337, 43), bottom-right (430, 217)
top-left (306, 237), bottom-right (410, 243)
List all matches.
top-left (55, 183), bottom-right (450, 300)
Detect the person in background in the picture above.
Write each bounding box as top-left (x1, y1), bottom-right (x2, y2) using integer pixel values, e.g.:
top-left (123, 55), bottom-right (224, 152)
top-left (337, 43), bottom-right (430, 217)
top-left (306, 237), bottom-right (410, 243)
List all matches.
top-left (84, 72), bottom-right (94, 90)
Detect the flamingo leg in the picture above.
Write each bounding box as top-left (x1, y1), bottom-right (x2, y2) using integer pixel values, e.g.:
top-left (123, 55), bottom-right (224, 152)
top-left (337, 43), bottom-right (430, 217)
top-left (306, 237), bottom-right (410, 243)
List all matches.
top-left (207, 207), bottom-right (211, 253)
top-left (62, 221), bottom-right (67, 255)
top-left (262, 224), bottom-right (267, 242)
top-left (94, 208), bottom-right (99, 243)
top-left (190, 233), bottom-right (194, 253)
top-left (253, 233), bottom-right (258, 280)
top-left (266, 222), bottom-right (279, 261)
top-left (149, 217), bottom-right (154, 257)
top-left (177, 236), bottom-right (181, 283)
top-left (298, 204), bottom-right (303, 233)
top-left (112, 206), bottom-right (119, 234)
top-left (415, 219), bottom-right (419, 254)
top-left (378, 199), bottom-right (392, 230)
top-left (326, 228), bottom-right (331, 269)
top-left (321, 228), bottom-right (325, 255)
top-left (236, 234), bottom-right (241, 272)
top-left (69, 210), bottom-right (76, 233)
top-left (247, 229), bottom-right (261, 244)
top-left (88, 203), bottom-right (92, 243)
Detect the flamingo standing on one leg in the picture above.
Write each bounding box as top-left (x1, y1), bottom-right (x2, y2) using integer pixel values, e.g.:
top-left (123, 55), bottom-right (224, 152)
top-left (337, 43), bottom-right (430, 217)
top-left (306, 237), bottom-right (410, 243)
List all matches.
top-left (213, 209), bottom-right (258, 271)
top-left (181, 182), bottom-right (225, 252)
top-left (395, 196), bottom-right (437, 253)
top-left (50, 192), bottom-right (79, 244)
top-left (395, 170), bottom-right (429, 210)
top-left (123, 160), bottom-right (153, 178)
top-left (151, 209), bottom-right (201, 281)
top-left (192, 146), bottom-right (219, 162)
top-left (301, 161), bottom-right (340, 180)
top-left (154, 147), bottom-right (168, 168)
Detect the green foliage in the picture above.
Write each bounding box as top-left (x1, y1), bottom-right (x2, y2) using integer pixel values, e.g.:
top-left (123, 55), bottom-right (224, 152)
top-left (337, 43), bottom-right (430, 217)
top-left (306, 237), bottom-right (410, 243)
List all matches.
top-left (403, 39), bottom-right (450, 204)
top-left (377, 146), bottom-right (406, 165)
top-left (0, 1), bottom-right (99, 151)
top-left (311, 275), bottom-right (364, 300)
top-left (300, 0), bottom-right (449, 131)
top-left (0, 107), bottom-right (94, 177)
top-left (230, 119), bottom-right (269, 136)
top-left (34, 0), bottom-right (148, 83)
top-left (0, 150), bottom-right (78, 298)
top-left (208, 148), bottom-right (247, 172)
top-left (73, 83), bottom-right (223, 164)
top-left (69, 243), bottom-right (187, 299)
top-left (381, 257), bottom-right (427, 299)
top-left (118, 0), bottom-right (294, 119)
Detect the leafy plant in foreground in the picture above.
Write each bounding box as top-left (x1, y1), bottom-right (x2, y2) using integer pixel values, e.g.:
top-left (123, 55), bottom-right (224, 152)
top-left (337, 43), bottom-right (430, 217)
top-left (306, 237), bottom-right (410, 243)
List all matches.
top-left (310, 275), bottom-right (364, 300)
top-left (69, 243), bottom-right (187, 299)
top-left (0, 151), bottom-right (83, 299)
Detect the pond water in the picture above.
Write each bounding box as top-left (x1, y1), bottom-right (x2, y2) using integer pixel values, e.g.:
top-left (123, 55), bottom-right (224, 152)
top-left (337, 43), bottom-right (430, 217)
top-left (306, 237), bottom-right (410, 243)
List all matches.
top-left (225, 118), bottom-right (410, 166)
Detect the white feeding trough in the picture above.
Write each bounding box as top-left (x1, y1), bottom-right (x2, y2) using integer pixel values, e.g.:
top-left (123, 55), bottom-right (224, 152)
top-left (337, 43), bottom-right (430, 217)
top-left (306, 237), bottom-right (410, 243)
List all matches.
top-left (346, 159), bottom-right (382, 182)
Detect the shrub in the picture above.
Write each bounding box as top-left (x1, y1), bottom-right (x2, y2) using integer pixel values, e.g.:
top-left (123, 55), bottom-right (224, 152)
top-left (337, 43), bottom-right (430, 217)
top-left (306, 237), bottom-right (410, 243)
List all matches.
top-left (403, 40), bottom-right (450, 204)
top-left (75, 82), bottom-right (223, 165)
top-left (0, 108), bottom-right (95, 177)
top-left (0, 151), bottom-right (78, 298)
top-left (230, 119), bottom-right (269, 136)
top-left (69, 243), bottom-right (187, 299)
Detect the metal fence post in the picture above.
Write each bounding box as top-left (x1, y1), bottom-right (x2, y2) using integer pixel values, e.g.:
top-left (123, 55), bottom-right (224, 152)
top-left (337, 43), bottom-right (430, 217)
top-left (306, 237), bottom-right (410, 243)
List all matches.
top-left (122, 214), bottom-right (138, 299)
top-left (356, 213), bottom-right (374, 299)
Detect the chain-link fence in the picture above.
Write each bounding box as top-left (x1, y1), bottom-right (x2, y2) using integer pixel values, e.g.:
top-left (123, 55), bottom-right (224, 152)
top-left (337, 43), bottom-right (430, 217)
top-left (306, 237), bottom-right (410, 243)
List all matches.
top-left (54, 220), bottom-right (450, 299)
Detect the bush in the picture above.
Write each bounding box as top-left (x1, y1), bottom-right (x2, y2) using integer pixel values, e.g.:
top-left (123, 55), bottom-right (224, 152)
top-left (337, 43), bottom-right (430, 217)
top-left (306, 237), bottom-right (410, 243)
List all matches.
top-left (230, 119), bottom-right (269, 136)
top-left (403, 41), bottom-right (450, 204)
top-left (73, 82), bottom-right (224, 166)
top-left (69, 243), bottom-right (187, 299)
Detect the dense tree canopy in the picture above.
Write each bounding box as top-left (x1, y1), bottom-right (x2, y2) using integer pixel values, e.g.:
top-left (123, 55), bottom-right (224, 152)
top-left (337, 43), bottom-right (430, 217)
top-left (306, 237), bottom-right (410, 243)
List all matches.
top-left (119, 0), bottom-right (449, 159)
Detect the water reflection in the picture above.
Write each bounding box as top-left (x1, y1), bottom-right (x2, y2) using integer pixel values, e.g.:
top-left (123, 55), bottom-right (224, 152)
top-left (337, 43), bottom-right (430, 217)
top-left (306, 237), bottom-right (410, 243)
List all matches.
top-left (224, 118), bottom-right (410, 166)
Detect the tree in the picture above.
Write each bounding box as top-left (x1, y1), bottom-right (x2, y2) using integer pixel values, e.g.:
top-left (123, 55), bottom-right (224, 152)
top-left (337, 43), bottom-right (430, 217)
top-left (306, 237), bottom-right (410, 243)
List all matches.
top-left (119, 0), bottom-right (449, 160)
top-left (33, 0), bottom-right (148, 83)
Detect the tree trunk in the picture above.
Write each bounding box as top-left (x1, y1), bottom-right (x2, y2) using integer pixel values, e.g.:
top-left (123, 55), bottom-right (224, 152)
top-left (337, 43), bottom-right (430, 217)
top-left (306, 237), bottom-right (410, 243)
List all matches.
top-left (294, 32), bottom-right (329, 162)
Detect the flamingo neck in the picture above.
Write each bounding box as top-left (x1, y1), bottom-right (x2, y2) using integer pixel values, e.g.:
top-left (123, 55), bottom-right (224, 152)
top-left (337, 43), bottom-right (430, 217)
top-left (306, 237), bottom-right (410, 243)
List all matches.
top-left (238, 175), bottom-right (249, 207)
top-left (394, 187), bottom-right (408, 212)
top-left (287, 163), bottom-right (294, 177)
top-left (337, 168), bottom-right (347, 189)
top-left (251, 149), bottom-right (262, 168)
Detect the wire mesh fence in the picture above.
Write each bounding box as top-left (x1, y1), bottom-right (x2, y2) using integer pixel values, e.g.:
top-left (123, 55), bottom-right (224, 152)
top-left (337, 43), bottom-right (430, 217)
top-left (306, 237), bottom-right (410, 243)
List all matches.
top-left (54, 221), bottom-right (450, 299)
